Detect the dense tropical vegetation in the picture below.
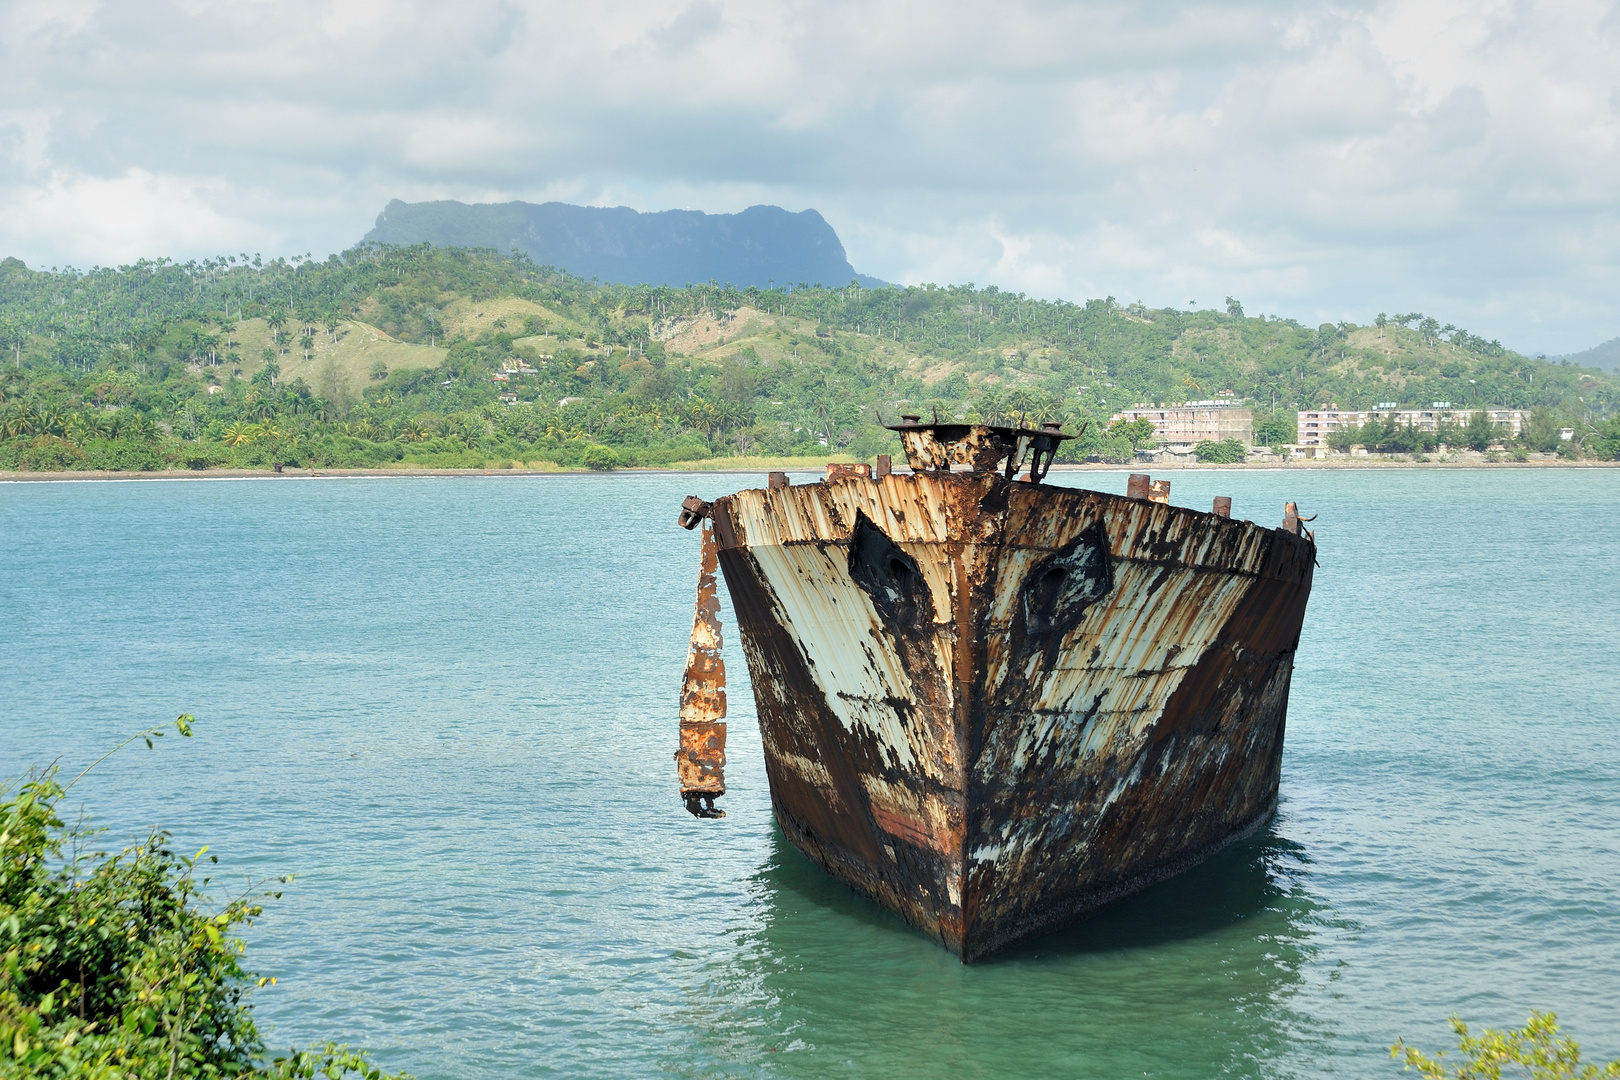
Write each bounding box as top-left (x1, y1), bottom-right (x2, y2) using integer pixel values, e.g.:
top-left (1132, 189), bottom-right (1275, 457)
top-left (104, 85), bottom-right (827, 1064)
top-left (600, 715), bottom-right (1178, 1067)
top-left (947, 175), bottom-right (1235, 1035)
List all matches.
top-left (2, 245), bottom-right (1616, 472)
top-left (1, 718), bottom-right (407, 1079)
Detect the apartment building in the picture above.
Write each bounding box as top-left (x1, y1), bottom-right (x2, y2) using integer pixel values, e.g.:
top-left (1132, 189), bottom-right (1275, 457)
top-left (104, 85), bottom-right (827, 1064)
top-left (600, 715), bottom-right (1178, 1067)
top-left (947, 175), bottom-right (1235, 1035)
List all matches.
top-left (1295, 408), bottom-right (1364, 446)
top-left (1296, 406), bottom-right (1528, 446)
top-left (1110, 404), bottom-right (1254, 448)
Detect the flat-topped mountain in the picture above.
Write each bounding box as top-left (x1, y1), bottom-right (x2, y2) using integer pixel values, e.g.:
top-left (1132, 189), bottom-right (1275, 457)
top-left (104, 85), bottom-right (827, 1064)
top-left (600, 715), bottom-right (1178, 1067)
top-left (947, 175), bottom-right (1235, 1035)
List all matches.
top-left (362, 199), bottom-right (887, 290)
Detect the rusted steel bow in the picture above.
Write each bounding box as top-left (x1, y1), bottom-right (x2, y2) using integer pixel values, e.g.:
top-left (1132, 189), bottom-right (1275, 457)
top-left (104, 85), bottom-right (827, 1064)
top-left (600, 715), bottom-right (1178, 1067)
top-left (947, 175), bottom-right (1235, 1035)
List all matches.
top-left (676, 519), bottom-right (728, 818)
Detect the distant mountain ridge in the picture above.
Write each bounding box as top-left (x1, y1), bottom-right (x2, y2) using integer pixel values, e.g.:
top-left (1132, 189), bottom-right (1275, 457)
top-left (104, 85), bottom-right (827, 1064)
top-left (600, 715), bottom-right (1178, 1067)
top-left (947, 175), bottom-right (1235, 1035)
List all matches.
top-left (1560, 335), bottom-right (1620, 373)
top-left (362, 199), bottom-right (888, 290)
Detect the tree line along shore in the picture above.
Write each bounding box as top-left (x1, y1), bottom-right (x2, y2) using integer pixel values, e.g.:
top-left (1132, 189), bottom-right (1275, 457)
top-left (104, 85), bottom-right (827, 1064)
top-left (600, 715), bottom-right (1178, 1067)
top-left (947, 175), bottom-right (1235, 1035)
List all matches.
top-left (2, 245), bottom-right (1616, 475)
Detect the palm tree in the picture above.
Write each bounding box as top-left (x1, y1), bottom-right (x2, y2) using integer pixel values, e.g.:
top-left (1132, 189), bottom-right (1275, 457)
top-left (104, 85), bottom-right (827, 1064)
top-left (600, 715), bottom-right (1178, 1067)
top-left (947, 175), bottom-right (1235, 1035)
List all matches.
top-left (685, 400), bottom-right (721, 438)
top-left (32, 406), bottom-right (64, 436)
top-left (1007, 387), bottom-right (1053, 423)
top-left (718, 399), bottom-right (751, 433)
top-left (223, 422), bottom-right (255, 447)
top-left (976, 389), bottom-right (1011, 425)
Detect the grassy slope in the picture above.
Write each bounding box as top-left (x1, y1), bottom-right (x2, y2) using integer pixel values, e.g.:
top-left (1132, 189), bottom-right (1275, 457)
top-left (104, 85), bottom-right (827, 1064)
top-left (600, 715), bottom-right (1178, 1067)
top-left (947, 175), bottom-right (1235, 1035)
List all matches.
top-left (657, 306), bottom-right (921, 377)
top-left (644, 306), bottom-right (1524, 407)
top-left (230, 318), bottom-right (445, 394)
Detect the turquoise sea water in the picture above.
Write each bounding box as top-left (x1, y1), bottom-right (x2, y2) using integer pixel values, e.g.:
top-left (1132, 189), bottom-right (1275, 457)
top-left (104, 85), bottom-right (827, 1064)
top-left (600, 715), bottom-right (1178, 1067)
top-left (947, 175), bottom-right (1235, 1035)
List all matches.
top-left (2, 468), bottom-right (1618, 1079)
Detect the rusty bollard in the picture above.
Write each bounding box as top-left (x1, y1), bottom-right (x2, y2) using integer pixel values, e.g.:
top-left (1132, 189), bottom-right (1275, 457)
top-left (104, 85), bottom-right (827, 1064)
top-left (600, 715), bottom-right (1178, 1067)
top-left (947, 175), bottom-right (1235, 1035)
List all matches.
top-left (1283, 501), bottom-right (1317, 540)
top-left (1213, 496), bottom-right (1232, 519)
top-left (1126, 473), bottom-right (1150, 500)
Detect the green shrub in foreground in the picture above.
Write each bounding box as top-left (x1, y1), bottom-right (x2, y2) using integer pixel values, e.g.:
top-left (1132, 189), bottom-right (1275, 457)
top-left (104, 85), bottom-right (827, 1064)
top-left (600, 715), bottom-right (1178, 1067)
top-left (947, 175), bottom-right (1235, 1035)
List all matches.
top-left (0, 718), bottom-right (409, 1080)
top-left (1393, 1012), bottom-right (1619, 1079)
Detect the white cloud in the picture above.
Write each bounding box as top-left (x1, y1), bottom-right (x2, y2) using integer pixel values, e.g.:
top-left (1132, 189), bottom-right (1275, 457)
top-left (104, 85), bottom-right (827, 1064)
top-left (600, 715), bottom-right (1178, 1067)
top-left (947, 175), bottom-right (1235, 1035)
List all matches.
top-left (0, 169), bottom-right (276, 268)
top-left (0, 0), bottom-right (1616, 350)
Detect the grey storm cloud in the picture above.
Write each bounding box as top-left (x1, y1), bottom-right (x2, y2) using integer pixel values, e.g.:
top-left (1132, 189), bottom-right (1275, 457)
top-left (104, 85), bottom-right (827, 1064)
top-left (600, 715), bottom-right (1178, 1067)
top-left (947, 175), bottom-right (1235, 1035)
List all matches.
top-left (2, 0), bottom-right (1618, 352)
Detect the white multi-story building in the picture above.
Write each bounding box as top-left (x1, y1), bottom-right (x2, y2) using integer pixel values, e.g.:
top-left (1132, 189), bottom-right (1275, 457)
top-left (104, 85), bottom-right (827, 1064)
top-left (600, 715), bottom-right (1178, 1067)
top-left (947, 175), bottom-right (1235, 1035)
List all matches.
top-left (1296, 406), bottom-right (1528, 446)
top-left (1110, 404), bottom-right (1253, 448)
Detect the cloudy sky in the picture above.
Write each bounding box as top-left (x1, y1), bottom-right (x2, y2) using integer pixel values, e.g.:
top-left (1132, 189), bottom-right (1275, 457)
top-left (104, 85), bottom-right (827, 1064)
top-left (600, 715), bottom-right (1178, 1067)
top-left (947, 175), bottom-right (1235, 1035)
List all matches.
top-left (3, 0), bottom-right (1618, 353)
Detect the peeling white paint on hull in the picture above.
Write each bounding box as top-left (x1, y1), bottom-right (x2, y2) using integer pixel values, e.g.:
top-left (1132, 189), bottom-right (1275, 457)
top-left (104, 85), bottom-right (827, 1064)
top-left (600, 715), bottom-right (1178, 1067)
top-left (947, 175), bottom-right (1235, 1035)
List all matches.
top-left (688, 453), bottom-right (1315, 961)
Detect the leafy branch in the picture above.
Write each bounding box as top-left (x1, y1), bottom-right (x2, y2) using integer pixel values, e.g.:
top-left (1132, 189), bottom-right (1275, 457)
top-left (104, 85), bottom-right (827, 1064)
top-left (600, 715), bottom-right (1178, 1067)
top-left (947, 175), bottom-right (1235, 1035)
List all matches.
top-left (1394, 1012), bottom-right (1620, 1079)
top-left (66, 713), bottom-right (194, 791)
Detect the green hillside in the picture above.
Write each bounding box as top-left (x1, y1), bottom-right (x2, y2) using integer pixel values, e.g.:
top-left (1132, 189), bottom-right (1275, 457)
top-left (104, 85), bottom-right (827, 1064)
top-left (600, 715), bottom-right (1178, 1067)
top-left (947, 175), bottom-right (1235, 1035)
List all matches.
top-left (1, 245), bottom-right (1616, 472)
top-left (1562, 335), bottom-right (1620, 373)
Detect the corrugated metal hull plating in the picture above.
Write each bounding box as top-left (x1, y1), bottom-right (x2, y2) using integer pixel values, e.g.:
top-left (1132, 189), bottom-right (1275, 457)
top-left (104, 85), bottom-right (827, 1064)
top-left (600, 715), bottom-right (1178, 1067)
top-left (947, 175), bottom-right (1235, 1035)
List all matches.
top-left (707, 471), bottom-right (1314, 961)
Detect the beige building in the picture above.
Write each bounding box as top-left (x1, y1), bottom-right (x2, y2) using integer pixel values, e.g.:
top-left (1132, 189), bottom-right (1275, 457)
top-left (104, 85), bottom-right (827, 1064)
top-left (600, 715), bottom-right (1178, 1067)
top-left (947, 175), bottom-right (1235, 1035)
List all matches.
top-left (1296, 406), bottom-right (1527, 446)
top-left (1110, 404), bottom-right (1254, 449)
top-left (1295, 408), bottom-right (1364, 446)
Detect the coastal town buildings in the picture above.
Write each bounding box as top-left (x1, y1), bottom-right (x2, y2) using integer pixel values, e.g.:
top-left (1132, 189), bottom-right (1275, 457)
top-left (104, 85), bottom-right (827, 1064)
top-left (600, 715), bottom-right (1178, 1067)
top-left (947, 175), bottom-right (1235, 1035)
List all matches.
top-left (1295, 408), bottom-right (1364, 446)
top-left (1296, 406), bottom-right (1529, 445)
top-left (1109, 402), bottom-right (1254, 448)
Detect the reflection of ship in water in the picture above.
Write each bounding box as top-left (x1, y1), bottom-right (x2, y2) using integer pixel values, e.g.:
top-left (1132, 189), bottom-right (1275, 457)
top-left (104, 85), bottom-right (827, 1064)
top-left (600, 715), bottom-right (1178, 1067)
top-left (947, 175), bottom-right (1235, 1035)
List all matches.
top-left (675, 419), bottom-right (1316, 961)
top-left (667, 825), bottom-right (1331, 1079)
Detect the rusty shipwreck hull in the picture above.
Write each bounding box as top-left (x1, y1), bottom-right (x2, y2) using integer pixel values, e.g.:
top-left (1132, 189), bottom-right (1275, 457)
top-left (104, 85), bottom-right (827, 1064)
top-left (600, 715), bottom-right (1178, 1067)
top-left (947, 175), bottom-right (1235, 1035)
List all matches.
top-left (686, 457), bottom-right (1314, 961)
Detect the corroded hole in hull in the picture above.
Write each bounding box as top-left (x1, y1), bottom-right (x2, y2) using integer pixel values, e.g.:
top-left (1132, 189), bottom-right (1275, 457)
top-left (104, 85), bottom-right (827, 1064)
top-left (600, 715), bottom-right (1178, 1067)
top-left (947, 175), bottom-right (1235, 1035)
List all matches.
top-left (1022, 523), bottom-right (1114, 636)
top-left (847, 511), bottom-right (933, 628)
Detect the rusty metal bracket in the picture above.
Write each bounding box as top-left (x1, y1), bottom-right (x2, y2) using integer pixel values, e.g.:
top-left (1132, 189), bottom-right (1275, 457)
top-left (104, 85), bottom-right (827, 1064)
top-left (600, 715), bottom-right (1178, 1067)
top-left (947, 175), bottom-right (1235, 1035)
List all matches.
top-left (1011, 420), bottom-right (1085, 484)
top-left (675, 520), bottom-right (728, 818)
top-left (677, 495), bottom-right (713, 530)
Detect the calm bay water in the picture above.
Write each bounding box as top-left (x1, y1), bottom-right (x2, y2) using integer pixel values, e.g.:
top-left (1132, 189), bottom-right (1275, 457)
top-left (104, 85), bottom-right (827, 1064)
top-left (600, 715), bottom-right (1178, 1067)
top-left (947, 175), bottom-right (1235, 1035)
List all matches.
top-left (3, 468), bottom-right (1618, 1079)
